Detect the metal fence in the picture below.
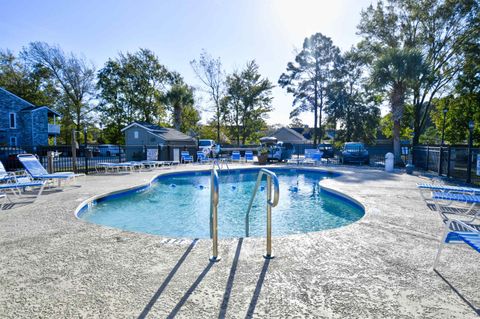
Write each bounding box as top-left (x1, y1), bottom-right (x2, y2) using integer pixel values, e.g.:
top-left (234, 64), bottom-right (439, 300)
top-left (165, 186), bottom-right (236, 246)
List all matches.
top-left (0, 142), bottom-right (405, 174)
top-left (413, 145), bottom-right (480, 185)
top-left (0, 144), bottom-right (197, 174)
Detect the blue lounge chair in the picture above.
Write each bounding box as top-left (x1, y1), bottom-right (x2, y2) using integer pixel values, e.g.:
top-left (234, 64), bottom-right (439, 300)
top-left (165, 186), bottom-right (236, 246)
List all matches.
top-left (293, 149), bottom-right (322, 166)
top-left (417, 183), bottom-right (480, 195)
top-left (433, 219), bottom-right (480, 269)
top-left (181, 151), bottom-right (193, 164)
top-left (417, 183), bottom-right (480, 204)
top-left (245, 151), bottom-right (254, 162)
top-left (430, 191), bottom-right (480, 222)
top-left (17, 154), bottom-right (84, 186)
top-left (196, 151), bottom-right (209, 164)
top-left (231, 151), bottom-right (241, 162)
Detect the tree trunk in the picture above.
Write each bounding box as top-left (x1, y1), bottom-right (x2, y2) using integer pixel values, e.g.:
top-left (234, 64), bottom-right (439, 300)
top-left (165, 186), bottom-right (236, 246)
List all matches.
top-left (391, 84), bottom-right (405, 165)
top-left (318, 90), bottom-right (323, 144)
top-left (393, 119), bottom-right (401, 164)
top-left (313, 80), bottom-right (318, 146)
top-left (216, 99), bottom-right (221, 143)
top-left (173, 105), bottom-right (181, 131)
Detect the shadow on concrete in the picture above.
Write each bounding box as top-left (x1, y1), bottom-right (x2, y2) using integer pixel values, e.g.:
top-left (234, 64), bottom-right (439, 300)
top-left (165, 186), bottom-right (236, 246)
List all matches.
top-left (245, 258), bottom-right (271, 319)
top-left (137, 238), bottom-right (198, 319)
top-left (434, 269), bottom-right (479, 316)
top-left (166, 261), bottom-right (215, 318)
top-left (218, 238), bottom-right (243, 319)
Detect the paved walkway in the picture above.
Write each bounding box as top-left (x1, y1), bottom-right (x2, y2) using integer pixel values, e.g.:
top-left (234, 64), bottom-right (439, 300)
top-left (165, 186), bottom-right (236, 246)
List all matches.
top-left (0, 165), bottom-right (478, 318)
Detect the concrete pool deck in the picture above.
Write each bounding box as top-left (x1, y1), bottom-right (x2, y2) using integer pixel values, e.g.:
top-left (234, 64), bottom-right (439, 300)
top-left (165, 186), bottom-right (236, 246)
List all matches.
top-left (0, 164), bottom-right (478, 318)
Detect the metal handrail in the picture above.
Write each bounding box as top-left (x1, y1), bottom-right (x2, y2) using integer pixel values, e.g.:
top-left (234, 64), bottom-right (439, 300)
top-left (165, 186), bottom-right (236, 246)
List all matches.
top-left (209, 166), bottom-right (221, 262)
top-left (212, 158), bottom-right (229, 171)
top-left (245, 169), bottom-right (280, 259)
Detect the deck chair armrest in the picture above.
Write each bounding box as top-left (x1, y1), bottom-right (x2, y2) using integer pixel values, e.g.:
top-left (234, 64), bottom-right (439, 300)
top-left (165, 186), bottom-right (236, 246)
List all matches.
top-left (448, 219), bottom-right (480, 233)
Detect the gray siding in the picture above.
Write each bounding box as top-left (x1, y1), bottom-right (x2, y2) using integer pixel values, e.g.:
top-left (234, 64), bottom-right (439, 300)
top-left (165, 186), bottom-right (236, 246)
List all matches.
top-left (32, 109), bottom-right (49, 146)
top-left (0, 89), bottom-right (32, 146)
top-left (124, 127), bottom-right (165, 146)
top-left (0, 88), bottom-right (56, 147)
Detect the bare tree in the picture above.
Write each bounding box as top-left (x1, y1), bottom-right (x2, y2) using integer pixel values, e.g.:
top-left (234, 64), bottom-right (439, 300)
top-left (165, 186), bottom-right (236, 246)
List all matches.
top-left (190, 50), bottom-right (225, 142)
top-left (21, 42), bottom-right (96, 136)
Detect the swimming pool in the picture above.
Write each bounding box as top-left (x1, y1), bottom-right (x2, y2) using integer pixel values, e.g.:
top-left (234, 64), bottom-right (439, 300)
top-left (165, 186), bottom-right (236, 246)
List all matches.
top-left (78, 168), bottom-right (364, 238)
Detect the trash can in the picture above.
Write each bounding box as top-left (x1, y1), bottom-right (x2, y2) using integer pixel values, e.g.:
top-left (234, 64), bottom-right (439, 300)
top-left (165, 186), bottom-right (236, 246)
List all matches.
top-left (385, 152), bottom-right (394, 172)
top-left (405, 163), bottom-right (414, 174)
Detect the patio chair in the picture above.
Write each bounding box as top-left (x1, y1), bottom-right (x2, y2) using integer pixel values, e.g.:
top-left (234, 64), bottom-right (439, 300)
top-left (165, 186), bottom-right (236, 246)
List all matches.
top-left (231, 151), bottom-right (241, 162)
top-left (433, 219), bottom-right (480, 269)
top-left (417, 183), bottom-right (480, 195)
top-left (196, 151), bottom-right (210, 164)
top-left (96, 162), bottom-right (136, 173)
top-left (0, 180), bottom-right (46, 209)
top-left (299, 149), bottom-right (323, 166)
top-left (0, 161), bottom-right (17, 182)
top-left (17, 154), bottom-right (84, 186)
top-left (428, 191), bottom-right (480, 223)
top-left (181, 151), bottom-right (193, 164)
top-left (245, 151), bottom-right (254, 162)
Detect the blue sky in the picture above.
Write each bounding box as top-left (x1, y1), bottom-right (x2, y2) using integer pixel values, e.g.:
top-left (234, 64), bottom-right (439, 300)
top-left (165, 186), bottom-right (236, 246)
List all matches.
top-left (0, 0), bottom-right (375, 126)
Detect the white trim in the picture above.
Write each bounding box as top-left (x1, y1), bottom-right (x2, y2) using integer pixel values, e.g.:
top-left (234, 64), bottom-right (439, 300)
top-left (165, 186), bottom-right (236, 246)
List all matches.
top-left (121, 122), bottom-right (152, 132)
top-left (133, 131), bottom-right (139, 139)
top-left (9, 112), bottom-right (16, 129)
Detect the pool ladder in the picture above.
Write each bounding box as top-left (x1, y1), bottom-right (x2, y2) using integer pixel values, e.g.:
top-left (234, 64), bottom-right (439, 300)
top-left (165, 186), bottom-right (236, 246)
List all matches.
top-left (209, 167), bottom-right (280, 261)
top-left (244, 169), bottom-right (280, 259)
top-left (212, 158), bottom-right (230, 172)
top-left (209, 166), bottom-right (221, 262)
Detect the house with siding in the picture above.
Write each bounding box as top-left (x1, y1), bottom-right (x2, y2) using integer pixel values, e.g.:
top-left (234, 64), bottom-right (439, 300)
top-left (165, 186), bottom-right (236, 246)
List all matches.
top-left (0, 87), bottom-right (60, 147)
top-left (269, 127), bottom-right (312, 145)
top-left (121, 122), bottom-right (197, 161)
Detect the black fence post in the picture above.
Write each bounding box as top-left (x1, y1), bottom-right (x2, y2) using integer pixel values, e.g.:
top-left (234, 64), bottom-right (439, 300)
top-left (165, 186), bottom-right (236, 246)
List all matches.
top-left (446, 146), bottom-right (451, 178)
top-left (438, 146), bottom-right (443, 176)
top-left (118, 145), bottom-right (122, 163)
top-left (83, 129), bottom-right (88, 174)
top-left (467, 146), bottom-right (473, 184)
top-left (426, 146), bottom-right (430, 171)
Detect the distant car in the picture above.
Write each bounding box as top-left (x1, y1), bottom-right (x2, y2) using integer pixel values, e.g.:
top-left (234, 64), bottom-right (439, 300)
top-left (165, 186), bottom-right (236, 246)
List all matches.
top-left (98, 144), bottom-right (124, 157)
top-left (198, 139), bottom-right (217, 156)
top-left (268, 141), bottom-right (293, 162)
top-left (0, 147), bottom-right (27, 170)
top-left (317, 143), bottom-right (334, 158)
top-left (340, 142), bottom-right (369, 164)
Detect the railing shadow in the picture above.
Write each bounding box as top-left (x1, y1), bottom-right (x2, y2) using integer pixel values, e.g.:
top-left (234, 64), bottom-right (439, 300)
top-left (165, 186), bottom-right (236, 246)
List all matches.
top-left (166, 261), bottom-right (215, 318)
top-left (434, 269), bottom-right (479, 316)
top-left (245, 258), bottom-right (271, 319)
top-left (137, 238), bottom-right (198, 319)
top-left (218, 238), bottom-right (243, 319)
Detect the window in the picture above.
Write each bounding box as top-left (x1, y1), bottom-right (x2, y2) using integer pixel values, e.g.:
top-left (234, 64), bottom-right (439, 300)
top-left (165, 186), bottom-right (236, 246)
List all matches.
top-left (9, 113), bottom-right (16, 129)
top-left (9, 136), bottom-right (17, 146)
top-left (134, 131), bottom-right (139, 139)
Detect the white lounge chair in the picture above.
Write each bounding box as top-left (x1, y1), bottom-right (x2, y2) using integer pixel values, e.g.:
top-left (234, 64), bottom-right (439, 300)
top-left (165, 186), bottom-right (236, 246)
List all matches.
top-left (0, 160), bottom-right (19, 183)
top-left (17, 154), bottom-right (84, 187)
top-left (0, 180), bottom-right (46, 209)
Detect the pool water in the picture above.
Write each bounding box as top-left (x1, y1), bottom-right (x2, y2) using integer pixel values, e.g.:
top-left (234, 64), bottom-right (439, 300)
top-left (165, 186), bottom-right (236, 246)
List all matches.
top-left (80, 168), bottom-right (364, 238)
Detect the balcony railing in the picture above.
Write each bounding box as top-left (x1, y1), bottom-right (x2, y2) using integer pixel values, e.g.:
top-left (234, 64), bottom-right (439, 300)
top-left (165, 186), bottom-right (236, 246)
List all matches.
top-left (48, 124), bottom-right (61, 135)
